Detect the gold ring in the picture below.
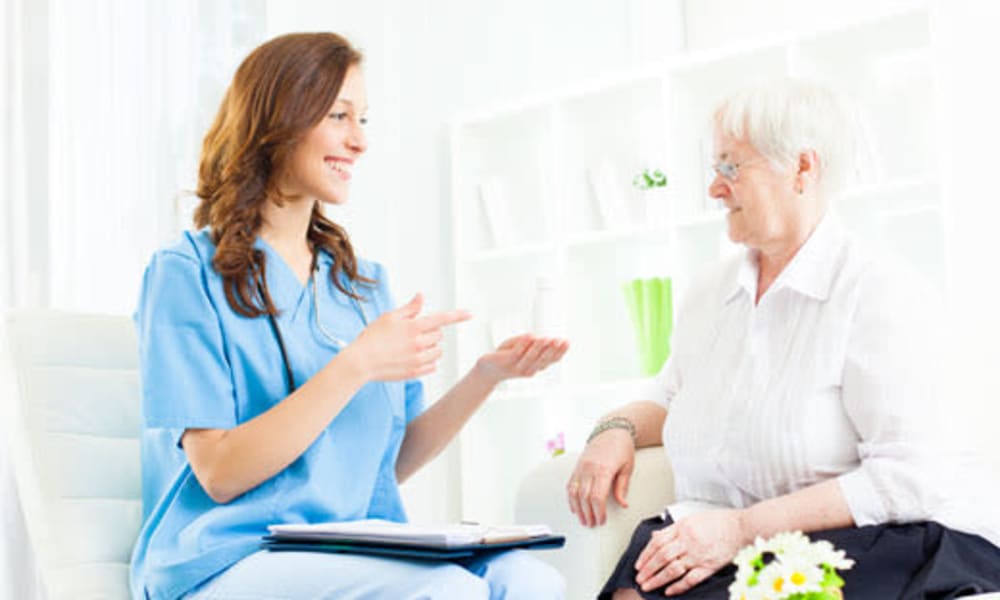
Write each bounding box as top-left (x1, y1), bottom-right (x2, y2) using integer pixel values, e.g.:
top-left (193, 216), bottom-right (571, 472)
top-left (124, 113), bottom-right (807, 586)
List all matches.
top-left (568, 481), bottom-right (580, 492)
top-left (666, 556), bottom-right (687, 574)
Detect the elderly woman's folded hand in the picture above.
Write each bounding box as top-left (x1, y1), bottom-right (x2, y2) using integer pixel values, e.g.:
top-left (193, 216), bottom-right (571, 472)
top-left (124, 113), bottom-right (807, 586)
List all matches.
top-left (634, 509), bottom-right (748, 596)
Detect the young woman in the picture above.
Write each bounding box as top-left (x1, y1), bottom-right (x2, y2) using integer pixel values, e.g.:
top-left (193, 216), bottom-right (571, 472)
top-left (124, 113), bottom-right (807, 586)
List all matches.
top-left (130, 32), bottom-right (568, 600)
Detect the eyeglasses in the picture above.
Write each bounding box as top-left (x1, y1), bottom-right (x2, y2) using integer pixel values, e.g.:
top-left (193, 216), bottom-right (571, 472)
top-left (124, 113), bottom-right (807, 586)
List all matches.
top-left (710, 157), bottom-right (768, 182)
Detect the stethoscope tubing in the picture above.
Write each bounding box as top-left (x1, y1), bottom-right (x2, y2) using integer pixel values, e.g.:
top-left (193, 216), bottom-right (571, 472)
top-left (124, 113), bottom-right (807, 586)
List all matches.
top-left (257, 255), bottom-right (369, 395)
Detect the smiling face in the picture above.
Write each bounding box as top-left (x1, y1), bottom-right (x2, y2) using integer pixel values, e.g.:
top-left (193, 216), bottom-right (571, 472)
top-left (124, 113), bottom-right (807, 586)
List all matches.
top-left (709, 129), bottom-right (802, 253)
top-left (277, 65), bottom-right (368, 206)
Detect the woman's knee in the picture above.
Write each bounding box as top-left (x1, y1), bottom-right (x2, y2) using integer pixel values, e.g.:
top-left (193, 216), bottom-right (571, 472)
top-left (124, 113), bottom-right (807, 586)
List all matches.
top-left (409, 563), bottom-right (490, 600)
top-left (477, 551), bottom-right (565, 599)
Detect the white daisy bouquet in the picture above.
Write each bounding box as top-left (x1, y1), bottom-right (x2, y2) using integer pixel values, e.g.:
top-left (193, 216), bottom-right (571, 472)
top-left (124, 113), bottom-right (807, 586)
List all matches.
top-left (728, 531), bottom-right (855, 600)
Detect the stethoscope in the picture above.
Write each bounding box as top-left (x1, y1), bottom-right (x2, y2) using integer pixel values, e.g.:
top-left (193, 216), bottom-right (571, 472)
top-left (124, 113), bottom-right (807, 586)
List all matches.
top-left (256, 255), bottom-right (370, 394)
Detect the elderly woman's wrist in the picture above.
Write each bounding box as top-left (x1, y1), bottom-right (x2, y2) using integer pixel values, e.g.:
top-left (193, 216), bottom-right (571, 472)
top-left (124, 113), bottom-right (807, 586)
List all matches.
top-left (587, 416), bottom-right (638, 447)
top-left (734, 507), bottom-right (756, 546)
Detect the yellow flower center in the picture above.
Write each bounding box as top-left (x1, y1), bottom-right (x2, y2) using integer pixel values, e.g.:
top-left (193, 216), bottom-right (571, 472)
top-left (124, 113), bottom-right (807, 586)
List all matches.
top-left (791, 572), bottom-right (806, 585)
top-left (773, 577), bottom-right (784, 592)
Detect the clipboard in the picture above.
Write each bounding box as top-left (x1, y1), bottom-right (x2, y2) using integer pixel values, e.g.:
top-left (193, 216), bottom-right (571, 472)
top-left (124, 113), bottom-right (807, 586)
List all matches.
top-left (261, 534), bottom-right (566, 561)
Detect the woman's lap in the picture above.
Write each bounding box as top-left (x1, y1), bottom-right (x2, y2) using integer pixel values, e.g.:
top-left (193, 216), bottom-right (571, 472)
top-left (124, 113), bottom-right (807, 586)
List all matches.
top-left (456, 549), bottom-right (565, 598)
top-left (600, 515), bottom-right (1000, 600)
top-left (185, 548), bottom-right (564, 600)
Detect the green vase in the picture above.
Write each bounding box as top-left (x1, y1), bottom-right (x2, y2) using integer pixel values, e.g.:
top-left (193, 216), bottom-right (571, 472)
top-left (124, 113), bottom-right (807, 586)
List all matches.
top-left (621, 277), bottom-right (674, 376)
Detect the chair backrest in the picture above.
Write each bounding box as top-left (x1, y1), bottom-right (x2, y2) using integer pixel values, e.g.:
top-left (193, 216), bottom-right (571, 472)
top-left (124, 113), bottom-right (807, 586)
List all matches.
top-left (515, 447), bottom-right (674, 600)
top-left (4, 310), bottom-right (141, 599)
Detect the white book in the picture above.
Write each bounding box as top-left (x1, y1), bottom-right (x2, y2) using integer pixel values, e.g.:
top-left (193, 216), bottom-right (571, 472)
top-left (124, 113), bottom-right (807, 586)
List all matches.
top-left (588, 161), bottom-right (627, 228)
top-left (268, 519), bottom-right (553, 548)
top-left (478, 178), bottom-right (514, 247)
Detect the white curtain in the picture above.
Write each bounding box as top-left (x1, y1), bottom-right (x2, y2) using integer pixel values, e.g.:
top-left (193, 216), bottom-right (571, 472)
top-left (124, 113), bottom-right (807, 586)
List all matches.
top-left (0, 1), bottom-right (266, 598)
top-left (1, 0), bottom-right (43, 596)
top-left (47, 0), bottom-right (266, 314)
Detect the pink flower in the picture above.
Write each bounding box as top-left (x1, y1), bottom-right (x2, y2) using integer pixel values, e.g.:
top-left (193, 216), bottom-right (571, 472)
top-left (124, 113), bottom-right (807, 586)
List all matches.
top-left (546, 432), bottom-right (565, 457)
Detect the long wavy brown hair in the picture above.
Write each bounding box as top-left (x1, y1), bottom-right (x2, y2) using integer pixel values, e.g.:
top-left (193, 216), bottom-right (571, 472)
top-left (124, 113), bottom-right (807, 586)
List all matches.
top-left (194, 32), bottom-right (372, 318)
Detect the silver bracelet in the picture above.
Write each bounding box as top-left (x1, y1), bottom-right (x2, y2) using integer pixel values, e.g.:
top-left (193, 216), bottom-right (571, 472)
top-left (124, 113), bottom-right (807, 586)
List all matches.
top-left (586, 417), bottom-right (637, 447)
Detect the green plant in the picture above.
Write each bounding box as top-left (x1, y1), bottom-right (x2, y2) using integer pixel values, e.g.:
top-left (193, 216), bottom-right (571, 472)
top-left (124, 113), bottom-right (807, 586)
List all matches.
top-left (632, 168), bottom-right (668, 190)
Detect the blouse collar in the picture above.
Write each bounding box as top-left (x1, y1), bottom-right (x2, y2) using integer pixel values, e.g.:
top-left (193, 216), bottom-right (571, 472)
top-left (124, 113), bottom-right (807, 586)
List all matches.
top-left (726, 214), bottom-right (846, 305)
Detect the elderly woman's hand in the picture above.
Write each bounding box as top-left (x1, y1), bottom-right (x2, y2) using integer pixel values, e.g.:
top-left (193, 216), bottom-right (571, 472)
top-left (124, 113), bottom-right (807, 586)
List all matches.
top-left (634, 509), bottom-right (749, 596)
top-left (566, 429), bottom-right (635, 527)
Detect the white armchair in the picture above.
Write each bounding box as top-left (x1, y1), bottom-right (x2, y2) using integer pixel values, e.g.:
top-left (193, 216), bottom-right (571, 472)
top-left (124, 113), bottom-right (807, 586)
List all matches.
top-left (4, 310), bottom-right (140, 599)
top-left (517, 448), bottom-right (1000, 600)
top-left (515, 447), bottom-right (673, 600)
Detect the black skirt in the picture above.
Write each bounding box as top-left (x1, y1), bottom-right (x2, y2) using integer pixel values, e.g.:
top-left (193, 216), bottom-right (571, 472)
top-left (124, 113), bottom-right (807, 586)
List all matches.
top-left (599, 514), bottom-right (1000, 600)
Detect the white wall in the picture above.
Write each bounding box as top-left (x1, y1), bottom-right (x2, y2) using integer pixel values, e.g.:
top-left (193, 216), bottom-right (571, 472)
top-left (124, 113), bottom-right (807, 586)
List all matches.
top-left (684, 0), bottom-right (928, 49)
top-left (935, 0), bottom-right (1000, 458)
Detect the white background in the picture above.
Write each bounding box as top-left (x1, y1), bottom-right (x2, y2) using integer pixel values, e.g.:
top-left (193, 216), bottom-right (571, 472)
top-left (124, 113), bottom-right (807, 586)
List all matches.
top-left (2, 1), bottom-right (998, 597)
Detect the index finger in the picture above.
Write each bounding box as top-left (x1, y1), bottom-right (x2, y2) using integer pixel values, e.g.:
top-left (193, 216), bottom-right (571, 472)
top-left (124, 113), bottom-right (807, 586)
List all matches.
top-left (589, 472), bottom-right (614, 525)
top-left (416, 309), bottom-right (472, 331)
top-left (636, 526), bottom-right (675, 569)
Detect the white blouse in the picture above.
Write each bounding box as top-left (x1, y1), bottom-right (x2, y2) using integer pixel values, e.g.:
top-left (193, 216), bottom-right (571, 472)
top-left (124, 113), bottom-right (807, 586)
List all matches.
top-left (644, 215), bottom-right (999, 545)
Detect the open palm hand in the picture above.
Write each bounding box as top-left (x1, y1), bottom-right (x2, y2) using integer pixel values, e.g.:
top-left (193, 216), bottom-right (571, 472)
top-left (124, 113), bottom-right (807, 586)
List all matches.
top-left (475, 334), bottom-right (569, 385)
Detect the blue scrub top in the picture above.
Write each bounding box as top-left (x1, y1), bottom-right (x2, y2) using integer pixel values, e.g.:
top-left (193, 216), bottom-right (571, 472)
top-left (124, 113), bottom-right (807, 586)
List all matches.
top-left (129, 230), bottom-right (424, 600)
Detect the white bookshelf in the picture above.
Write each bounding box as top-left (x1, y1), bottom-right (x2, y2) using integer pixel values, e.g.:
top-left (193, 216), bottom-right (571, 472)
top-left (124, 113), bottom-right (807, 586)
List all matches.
top-left (450, 4), bottom-right (946, 524)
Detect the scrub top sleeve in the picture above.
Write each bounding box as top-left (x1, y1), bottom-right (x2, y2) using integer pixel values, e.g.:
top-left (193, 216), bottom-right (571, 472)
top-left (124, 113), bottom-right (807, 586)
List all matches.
top-left (367, 260), bottom-right (393, 313)
top-left (403, 379), bottom-right (425, 423)
top-left (136, 250), bottom-right (238, 445)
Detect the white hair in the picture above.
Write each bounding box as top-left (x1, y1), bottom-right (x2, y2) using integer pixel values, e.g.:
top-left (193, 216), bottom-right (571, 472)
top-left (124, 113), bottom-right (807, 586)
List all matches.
top-left (714, 78), bottom-right (864, 198)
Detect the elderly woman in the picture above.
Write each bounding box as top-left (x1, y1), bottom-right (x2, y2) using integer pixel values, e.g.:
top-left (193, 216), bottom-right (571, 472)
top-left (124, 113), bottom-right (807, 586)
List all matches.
top-left (567, 79), bottom-right (1000, 599)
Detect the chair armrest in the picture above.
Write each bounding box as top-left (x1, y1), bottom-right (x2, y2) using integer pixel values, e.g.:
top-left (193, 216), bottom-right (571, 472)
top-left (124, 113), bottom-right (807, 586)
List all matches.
top-left (515, 447), bottom-right (674, 600)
